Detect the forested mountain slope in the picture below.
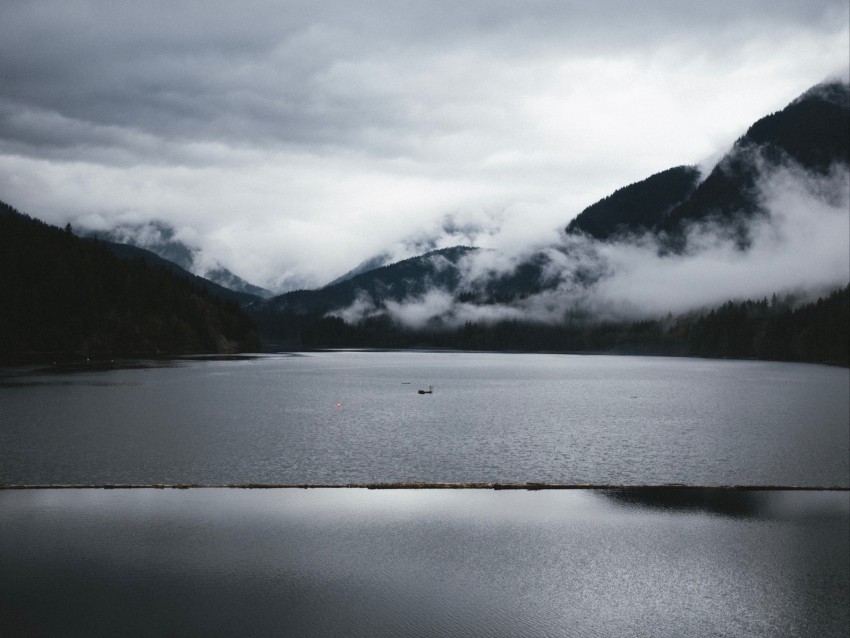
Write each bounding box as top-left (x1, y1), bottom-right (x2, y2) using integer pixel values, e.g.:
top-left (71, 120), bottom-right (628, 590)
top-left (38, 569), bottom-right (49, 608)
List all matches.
top-left (249, 80), bottom-right (849, 361)
top-left (659, 81), bottom-right (849, 243)
top-left (0, 200), bottom-right (259, 363)
top-left (566, 165), bottom-right (701, 241)
top-left (77, 221), bottom-right (273, 299)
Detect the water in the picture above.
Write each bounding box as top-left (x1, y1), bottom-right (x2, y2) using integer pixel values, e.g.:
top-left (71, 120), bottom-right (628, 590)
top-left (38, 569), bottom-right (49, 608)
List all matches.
top-left (2, 352), bottom-right (848, 635)
top-left (1, 351), bottom-right (848, 485)
top-left (1, 488), bottom-right (847, 637)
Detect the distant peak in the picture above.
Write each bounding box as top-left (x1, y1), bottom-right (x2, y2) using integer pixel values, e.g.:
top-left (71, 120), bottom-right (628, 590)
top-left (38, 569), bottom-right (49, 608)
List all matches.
top-left (795, 79), bottom-right (850, 109)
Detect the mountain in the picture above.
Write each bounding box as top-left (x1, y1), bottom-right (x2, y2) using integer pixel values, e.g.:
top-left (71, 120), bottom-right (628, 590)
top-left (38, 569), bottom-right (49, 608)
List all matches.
top-left (658, 80), bottom-right (849, 244)
top-left (250, 79), bottom-right (849, 358)
top-left (566, 165), bottom-right (701, 241)
top-left (0, 200), bottom-right (259, 363)
top-left (324, 252), bottom-right (394, 287)
top-left (97, 240), bottom-right (261, 307)
top-left (297, 287), bottom-right (849, 366)
top-left (77, 221), bottom-right (274, 298)
top-left (323, 210), bottom-right (506, 288)
top-left (4, 79), bottom-right (845, 362)
top-left (204, 266), bottom-right (272, 299)
top-left (252, 242), bottom-right (598, 346)
top-left (261, 246), bottom-right (476, 316)
top-left (251, 246), bottom-right (480, 345)
top-left (567, 80), bottom-right (850, 247)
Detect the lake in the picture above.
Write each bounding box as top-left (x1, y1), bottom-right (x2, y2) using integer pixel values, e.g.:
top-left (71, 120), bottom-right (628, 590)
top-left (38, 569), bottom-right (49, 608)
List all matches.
top-left (1, 351), bottom-right (848, 486)
top-left (2, 352), bottom-right (848, 636)
top-left (1, 488), bottom-right (847, 637)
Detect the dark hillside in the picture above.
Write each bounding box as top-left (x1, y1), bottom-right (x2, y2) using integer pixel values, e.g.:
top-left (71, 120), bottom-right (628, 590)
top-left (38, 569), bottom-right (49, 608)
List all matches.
top-left (0, 201), bottom-right (259, 363)
top-left (100, 241), bottom-right (259, 306)
top-left (251, 246), bottom-right (476, 345)
top-left (659, 81), bottom-right (850, 241)
top-left (295, 286), bottom-right (849, 367)
top-left (262, 246), bottom-right (476, 316)
top-left (564, 82), bottom-right (849, 251)
top-left (743, 82), bottom-right (849, 172)
top-left (566, 165), bottom-right (700, 240)
top-left (77, 221), bottom-right (273, 299)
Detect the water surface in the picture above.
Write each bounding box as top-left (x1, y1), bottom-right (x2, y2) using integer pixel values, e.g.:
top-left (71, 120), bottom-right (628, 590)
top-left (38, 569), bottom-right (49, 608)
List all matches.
top-left (1, 352), bottom-right (847, 485)
top-left (1, 488), bottom-right (847, 638)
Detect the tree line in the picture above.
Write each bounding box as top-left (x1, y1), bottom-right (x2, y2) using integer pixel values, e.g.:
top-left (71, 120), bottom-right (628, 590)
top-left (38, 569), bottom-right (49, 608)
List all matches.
top-left (279, 286), bottom-right (849, 367)
top-left (1, 203), bottom-right (259, 364)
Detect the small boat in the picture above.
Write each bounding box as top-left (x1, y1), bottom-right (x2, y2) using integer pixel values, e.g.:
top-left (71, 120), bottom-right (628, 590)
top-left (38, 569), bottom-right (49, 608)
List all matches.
top-left (417, 385), bottom-right (433, 395)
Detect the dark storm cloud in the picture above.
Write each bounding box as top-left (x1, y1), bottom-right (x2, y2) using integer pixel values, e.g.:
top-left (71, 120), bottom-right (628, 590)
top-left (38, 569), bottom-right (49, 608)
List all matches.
top-left (0, 0), bottom-right (844, 164)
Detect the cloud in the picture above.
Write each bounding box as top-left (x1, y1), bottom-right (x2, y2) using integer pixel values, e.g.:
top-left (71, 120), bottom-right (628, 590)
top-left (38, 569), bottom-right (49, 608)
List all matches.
top-left (591, 163), bottom-right (849, 316)
top-left (331, 156), bottom-right (849, 328)
top-left (333, 291), bottom-right (384, 325)
top-left (3, 1), bottom-right (844, 160)
top-left (0, 1), bottom-right (847, 288)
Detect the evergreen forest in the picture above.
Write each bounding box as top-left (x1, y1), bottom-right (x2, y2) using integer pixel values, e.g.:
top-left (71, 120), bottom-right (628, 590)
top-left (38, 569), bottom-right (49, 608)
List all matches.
top-left (268, 286), bottom-right (849, 367)
top-left (0, 201), bottom-right (259, 364)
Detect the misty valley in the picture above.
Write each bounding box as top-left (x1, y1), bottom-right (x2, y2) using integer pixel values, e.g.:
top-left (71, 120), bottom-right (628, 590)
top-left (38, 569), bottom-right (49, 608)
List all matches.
top-left (1, 74), bottom-right (848, 637)
top-left (1, 80), bottom-right (849, 367)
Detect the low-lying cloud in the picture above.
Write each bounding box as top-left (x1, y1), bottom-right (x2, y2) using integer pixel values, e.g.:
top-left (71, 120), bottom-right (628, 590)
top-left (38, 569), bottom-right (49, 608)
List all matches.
top-left (593, 163), bottom-right (849, 317)
top-left (330, 158), bottom-right (849, 328)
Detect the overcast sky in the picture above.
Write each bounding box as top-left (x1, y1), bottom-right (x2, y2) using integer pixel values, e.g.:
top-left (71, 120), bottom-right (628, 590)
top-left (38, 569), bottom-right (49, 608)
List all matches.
top-left (1, 1), bottom-right (847, 289)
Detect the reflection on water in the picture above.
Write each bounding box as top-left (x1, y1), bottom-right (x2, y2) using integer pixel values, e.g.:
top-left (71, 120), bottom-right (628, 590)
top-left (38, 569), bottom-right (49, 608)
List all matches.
top-left (1, 488), bottom-right (847, 638)
top-left (0, 379), bottom-right (144, 388)
top-left (603, 487), bottom-right (771, 518)
top-left (603, 487), bottom-right (850, 520)
top-left (0, 353), bottom-right (268, 386)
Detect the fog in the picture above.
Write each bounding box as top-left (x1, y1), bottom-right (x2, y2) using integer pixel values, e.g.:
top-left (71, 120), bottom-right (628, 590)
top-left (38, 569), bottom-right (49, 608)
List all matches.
top-left (331, 157), bottom-right (849, 327)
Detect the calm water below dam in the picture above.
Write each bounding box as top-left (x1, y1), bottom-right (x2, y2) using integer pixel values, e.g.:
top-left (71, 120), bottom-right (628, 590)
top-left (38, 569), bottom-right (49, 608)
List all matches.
top-left (1, 488), bottom-right (848, 637)
top-left (1, 351), bottom-right (847, 485)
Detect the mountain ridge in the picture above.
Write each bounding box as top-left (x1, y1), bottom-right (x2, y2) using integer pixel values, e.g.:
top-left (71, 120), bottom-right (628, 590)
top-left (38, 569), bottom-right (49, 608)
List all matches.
top-left (3, 79), bottom-right (847, 363)
top-left (76, 221), bottom-right (274, 299)
top-left (565, 165), bottom-right (701, 241)
top-left (95, 240), bottom-right (261, 307)
top-left (0, 200), bottom-right (259, 363)
top-left (248, 79), bottom-right (849, 352)
top-left (658, 79), bottom-right (850, 243)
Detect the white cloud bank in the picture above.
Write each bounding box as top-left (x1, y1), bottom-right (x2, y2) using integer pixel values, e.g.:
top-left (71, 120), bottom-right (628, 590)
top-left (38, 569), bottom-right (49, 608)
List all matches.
top-left (0, 1), bottom-right (847, 289)
top-left (332, 160), bottom-right (849, 328)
